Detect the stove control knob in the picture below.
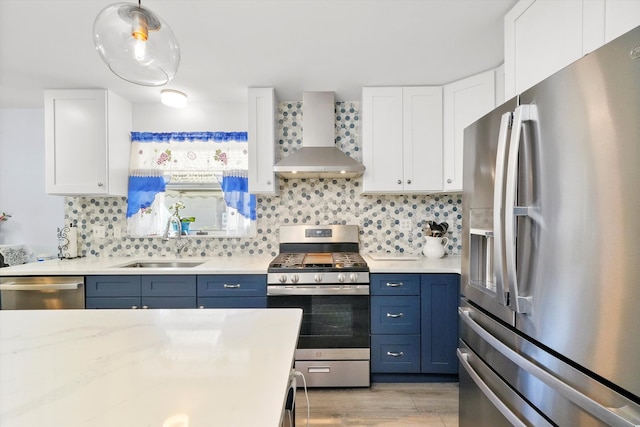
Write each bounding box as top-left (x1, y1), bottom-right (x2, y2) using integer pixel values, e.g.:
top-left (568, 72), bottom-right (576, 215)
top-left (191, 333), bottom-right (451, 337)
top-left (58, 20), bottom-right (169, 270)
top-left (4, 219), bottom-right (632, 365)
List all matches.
top-left (278, 275), bottom-right (287, 283)
top-left (337, 273), bottom-right (346, 283)
top-left (291, 275), bottom-right (299, 284)
top-left (349, 273), bottom-right (359, 282)
top-left (314, 274), bottom-right (323, 283)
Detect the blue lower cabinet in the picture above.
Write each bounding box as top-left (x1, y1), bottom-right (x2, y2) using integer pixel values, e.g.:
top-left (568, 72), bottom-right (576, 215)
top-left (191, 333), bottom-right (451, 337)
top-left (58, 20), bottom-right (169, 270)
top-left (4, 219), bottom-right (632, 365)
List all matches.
top-left (371, 335), bottom-right (421, 373)
top-left (141, 276), bottom-right (197, 297)
top-left (142, 296), bottom-right (196, 309)
top-left (197, 275), bottom-right (267, 308)
top-left (421, 274), bottom-right (459, 374)
top-left (86, 297), bottom-right (141, 309)
top-left (197, 297), bottom-right (267, 309)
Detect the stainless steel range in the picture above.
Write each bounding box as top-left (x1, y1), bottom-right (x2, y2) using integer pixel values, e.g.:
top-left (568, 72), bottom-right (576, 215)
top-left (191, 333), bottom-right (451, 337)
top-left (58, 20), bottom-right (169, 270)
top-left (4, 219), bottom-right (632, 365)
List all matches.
top-left (267, 224), bottom-right (370, 388)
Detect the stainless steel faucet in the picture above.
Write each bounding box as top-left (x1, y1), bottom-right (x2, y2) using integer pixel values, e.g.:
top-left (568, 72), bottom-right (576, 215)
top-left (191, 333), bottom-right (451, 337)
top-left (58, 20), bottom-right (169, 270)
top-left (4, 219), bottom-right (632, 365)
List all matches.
top-left (163, 215), bottom-right (189, 256)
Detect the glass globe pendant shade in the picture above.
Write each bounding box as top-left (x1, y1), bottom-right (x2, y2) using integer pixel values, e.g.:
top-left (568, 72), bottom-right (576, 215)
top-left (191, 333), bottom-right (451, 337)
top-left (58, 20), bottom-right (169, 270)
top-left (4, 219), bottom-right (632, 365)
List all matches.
top-left (93, 2), bottom-right (180, 86)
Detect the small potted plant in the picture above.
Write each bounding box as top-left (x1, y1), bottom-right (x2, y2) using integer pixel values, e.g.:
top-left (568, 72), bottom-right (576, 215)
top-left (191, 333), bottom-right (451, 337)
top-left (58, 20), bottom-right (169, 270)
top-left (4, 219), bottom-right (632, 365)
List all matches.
top-left (180, 216), bottom-right (196, 234)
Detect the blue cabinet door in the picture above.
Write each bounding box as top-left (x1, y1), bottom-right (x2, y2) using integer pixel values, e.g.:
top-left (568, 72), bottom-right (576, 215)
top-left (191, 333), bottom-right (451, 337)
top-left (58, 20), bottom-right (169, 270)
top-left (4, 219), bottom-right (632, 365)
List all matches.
top-left (421, 274), bottom-right (460, 374)
top-left (197, 275), bottom-right (266, 297)
top-left (86, 276), bottom-right (141, 297)
top-left (86, 297), bottom-right (141, 309)
top-left (198, 297), bottom-right (267, 309)
top-left (370, 274), bottom-right (420, 296)
top-left (141, 275), bottom-right (197, 297)
top-left (371, 334), bottom-right (421, 373)
top-left (371, 296), bottom-right (420, 334)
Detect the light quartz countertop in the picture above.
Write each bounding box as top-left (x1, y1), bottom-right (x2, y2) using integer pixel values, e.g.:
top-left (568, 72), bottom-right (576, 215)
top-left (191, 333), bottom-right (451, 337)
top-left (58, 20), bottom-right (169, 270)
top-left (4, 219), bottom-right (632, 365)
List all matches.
top-left (0, 254), bottom-right (461, 276)
top-left (0, 308), bottom-right (302, 427)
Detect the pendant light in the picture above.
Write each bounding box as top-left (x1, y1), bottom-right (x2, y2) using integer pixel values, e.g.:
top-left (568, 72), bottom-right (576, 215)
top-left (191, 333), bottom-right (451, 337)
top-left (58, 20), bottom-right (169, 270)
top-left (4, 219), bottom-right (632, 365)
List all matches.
top-left (93, 1), bottom-right (180, 86)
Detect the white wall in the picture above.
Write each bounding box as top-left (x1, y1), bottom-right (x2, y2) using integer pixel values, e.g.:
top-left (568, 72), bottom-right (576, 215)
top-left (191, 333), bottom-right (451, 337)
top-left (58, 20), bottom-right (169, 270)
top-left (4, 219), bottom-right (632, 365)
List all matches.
top-left (0, 108), bottom-right (64, 256)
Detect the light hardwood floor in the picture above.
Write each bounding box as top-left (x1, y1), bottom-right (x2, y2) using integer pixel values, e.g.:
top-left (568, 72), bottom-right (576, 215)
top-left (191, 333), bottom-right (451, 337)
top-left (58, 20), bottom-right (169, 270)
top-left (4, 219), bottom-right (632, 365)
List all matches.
top-left (293, 382), bottom-right (459, 426)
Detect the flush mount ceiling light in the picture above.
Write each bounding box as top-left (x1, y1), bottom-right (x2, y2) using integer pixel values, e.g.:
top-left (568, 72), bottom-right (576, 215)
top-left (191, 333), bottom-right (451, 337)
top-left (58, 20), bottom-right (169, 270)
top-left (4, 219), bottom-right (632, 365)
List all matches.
top-left (93, 1), bottom-right (180, 86)
top-left (161, 89), bottom-right (187, 108)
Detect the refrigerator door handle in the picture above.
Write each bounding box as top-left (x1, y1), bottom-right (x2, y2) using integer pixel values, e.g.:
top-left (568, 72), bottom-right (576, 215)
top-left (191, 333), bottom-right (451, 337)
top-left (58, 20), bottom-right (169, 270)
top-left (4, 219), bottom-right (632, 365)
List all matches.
top-left (504, 104), bottom-right (534, 313)
top-left (459, 307), bottom-right (640, 427)
top-left (493, 112), bottom-right (513, 307)
top-left (457, 349), bottom-right (529, 427)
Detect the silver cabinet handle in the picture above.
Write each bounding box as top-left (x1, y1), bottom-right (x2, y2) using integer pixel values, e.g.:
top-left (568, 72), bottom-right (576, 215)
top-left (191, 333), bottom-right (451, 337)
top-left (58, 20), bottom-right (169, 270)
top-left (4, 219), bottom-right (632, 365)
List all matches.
top-left (198, 305), bottom-right (205, 309)
top-left (457, 348), bottom-right (528, 427)
top-left (308, 367), bottom-right (331, 374)
top-left (386, 312), bottom-right (404, 318)
top-left (131, 305), bottom-right (139, 309)
top-left (447, 178), bottom-right (452, 184)
top-left (97, 182), bottom-right (104, 187)
top-left (266, 180), bottom-right (272, 185)
top-left (406, 179), bottom-right (412, 184)
top-left (386, 351), bottom-right (404, 357)
top-left (223, 283), bottom-right (241, 288)
top-left (0, 282), bottom-right (81, 291)
top-left (386, 282), bottom-right (403, 287)
top-left (142, 305), bottom-right (149, 309)
top-left (397, 179), bottom-right (402, 184)
top-left (459, 307), bottom-right (639, 427)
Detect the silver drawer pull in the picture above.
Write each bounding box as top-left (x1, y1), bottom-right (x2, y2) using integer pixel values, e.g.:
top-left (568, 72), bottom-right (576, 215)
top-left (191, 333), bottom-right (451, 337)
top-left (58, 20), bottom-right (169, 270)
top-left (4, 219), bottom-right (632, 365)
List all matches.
top-left (386, 282), bottom-right (403, 287)
top-left (386, 312), bottom-right (404, 318)
top-left (387, 351), bottom-right (404, 357)
top-left (223, 284), bottom-right (241, 289)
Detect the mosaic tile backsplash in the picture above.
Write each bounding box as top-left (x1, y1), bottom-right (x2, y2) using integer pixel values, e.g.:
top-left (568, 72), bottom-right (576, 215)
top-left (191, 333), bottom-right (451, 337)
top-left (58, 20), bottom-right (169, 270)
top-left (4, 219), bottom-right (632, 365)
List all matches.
top-left (65, 101), bottom-right (463, 258)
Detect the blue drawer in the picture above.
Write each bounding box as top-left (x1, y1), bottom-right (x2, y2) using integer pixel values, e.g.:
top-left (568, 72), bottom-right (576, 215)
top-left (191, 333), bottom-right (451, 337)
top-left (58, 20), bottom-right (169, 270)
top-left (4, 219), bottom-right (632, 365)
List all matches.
top-left (141, 276), bottom-right (196, 297)
top-left (370, 274), bottom-right (420, 296)
top-left (142, 296), bottom-right (196, 309)
top-left (197, 275), bottom-right (266, 297)
top-left (371, 334), bottom-right (421, 373)
top-left (371, 296), bottom-right (420, 334)
top-left (198, 297), bottom-right (267, 309)
top-left (86, 297), bottom-right (140, 309)
top-left (86, 276), bottom-right (141, 297)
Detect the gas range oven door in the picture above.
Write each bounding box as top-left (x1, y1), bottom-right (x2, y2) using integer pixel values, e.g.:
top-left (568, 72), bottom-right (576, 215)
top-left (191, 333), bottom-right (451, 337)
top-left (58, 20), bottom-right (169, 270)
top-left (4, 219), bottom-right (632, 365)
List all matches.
top-left (267, 290), bottom-right (370, 387)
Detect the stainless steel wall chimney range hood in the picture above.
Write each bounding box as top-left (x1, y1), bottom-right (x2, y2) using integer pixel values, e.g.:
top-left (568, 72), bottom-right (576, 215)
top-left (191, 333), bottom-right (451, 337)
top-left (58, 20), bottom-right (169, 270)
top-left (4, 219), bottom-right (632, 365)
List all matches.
top-left (273, 91), bottom-right (365, 179)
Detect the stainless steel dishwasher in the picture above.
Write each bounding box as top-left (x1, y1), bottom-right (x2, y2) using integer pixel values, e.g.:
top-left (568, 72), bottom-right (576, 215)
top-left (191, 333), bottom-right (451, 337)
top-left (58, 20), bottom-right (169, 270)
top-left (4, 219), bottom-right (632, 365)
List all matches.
top-left (0, 276), bottom-right (85, 309)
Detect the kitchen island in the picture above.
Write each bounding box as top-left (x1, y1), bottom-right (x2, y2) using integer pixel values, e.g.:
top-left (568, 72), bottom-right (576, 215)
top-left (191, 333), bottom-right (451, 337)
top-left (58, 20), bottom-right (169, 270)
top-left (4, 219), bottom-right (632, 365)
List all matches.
top-left (0, 308), bottom-right (302, 427)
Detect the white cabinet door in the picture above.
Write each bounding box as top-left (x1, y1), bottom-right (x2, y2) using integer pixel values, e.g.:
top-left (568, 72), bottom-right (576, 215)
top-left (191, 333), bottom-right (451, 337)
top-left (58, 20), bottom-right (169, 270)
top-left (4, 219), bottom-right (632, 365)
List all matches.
top-left (44, 89), bottom-right (131, 196)
top-left (362, 87), bottom-right (404, 193)
top-left (504, 0), bottom-right (584, 99)
top-left (402, 87), bottom-right (443, 193)
top-left (603, 0), bottom-right (640, 42)
top-left (248, 88), bottom-right (279, 195)
top-left (443, 70), bottom-right (496, 192)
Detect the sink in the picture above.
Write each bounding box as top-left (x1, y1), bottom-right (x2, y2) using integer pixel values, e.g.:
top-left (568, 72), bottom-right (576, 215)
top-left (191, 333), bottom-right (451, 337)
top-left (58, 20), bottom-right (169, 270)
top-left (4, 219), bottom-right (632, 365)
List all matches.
top-left (114, 261), bottom-right (204, 269)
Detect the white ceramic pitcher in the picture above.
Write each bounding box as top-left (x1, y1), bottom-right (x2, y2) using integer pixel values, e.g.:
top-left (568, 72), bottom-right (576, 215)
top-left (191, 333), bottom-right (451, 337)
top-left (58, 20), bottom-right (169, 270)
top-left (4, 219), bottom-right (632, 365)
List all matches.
top-left (423, 236), bottom-right (448, 259)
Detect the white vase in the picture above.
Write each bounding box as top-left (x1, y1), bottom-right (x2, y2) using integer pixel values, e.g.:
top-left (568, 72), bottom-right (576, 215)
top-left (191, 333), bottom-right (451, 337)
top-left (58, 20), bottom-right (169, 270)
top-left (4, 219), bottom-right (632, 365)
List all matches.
top-left (423, 236), bottom-right (448, 259)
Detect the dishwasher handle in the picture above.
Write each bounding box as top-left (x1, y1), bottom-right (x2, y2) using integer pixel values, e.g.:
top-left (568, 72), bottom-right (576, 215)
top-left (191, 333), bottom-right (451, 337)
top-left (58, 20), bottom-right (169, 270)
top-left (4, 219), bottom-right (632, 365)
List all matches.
top-left (0, 282), bottom-right (82, 291)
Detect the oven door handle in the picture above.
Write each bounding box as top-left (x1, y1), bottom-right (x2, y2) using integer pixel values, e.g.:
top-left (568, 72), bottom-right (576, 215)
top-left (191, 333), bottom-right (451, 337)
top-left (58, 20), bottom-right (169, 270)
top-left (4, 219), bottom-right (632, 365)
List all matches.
top-left (267, 285), bottom-right (369, 296)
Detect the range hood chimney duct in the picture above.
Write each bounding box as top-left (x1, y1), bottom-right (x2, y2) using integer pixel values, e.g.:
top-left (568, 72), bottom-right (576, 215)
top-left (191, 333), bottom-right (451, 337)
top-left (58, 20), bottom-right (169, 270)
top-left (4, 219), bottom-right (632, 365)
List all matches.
top-left (273, 91), bottom-right (366, 179)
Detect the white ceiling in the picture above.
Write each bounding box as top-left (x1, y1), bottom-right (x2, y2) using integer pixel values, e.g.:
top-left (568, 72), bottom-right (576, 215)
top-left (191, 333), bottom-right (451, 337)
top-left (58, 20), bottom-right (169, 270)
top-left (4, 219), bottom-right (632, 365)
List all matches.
top-left (0, 0), bottom-right (516, 108)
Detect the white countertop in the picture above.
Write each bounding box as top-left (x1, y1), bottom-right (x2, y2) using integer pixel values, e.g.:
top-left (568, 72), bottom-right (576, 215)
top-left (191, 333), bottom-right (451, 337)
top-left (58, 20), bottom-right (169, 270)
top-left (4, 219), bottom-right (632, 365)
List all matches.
top-left (0, 255), bottom-right (274, 276)
top-left (364, 254), bottom-right (461, 274)
top-left (0, 254), bottom-right (460, 276)
top-left (0, 308), bottom-right (302, 427)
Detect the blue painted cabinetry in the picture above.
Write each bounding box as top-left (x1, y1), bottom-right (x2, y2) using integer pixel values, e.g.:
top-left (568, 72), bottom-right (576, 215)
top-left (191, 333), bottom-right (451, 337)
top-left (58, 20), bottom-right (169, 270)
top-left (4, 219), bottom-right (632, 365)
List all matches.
top-left (86, 275), bottom-right (266, 309)
top-left (370, 273), bottom-right (459, 377)
top-left (197, 275), bottom-right (267, 308)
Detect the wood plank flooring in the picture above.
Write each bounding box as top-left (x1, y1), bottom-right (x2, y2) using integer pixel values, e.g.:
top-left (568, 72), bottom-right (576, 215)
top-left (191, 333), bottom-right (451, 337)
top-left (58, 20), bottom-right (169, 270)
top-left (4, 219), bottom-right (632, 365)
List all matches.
top-left (292, 382), bottom-right (459, 426)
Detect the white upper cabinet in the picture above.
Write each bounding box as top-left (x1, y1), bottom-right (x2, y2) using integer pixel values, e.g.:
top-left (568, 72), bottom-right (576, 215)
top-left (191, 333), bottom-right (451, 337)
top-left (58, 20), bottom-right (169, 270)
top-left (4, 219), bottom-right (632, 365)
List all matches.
top-left (504, 0), bottom-right (584, 99)
top-left (44, 89), bottom-right (131, 196)
top-left (248, 87), bottom-right (279, 195)
top-left (362, 86), bottom-right (443, 194)
top-left (443, 69), bottom-right (496, 192)
top-left (505, 0), bottom-right (640, 99)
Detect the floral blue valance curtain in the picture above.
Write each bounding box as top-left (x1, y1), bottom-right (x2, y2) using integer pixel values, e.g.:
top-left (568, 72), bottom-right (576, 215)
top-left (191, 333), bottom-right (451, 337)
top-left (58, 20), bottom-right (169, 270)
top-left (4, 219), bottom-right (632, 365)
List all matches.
top-left (126, 132), bottom-right (255, 237)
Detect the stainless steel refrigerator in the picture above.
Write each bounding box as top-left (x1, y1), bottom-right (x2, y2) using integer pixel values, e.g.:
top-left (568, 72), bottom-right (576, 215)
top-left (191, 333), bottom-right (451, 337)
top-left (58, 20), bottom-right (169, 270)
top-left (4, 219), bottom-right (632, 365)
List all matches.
top-left (460, 25), bottom-right (640, 426)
